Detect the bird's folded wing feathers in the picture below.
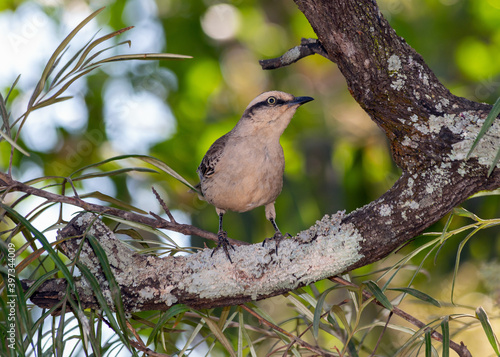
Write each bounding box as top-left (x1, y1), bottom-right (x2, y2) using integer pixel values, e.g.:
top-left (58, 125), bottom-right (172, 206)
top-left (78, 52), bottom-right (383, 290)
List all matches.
top-left (197, 134), bottom-right (229, 179)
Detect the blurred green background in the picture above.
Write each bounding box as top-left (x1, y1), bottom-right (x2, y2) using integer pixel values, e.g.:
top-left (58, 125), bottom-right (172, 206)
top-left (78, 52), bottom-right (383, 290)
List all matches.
top-left (1, 0), bottom-right (500, 354)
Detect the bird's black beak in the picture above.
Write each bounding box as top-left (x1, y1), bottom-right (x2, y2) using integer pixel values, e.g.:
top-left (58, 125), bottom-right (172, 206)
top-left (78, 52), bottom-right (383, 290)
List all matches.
top-left (288, 96), bottom-right (314, 106)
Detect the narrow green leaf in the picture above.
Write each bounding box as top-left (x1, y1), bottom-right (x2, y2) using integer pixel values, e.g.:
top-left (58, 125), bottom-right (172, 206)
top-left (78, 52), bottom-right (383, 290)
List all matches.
top-left (0, 75), bottom-right (19, 139)
top-left (69, 154), bottom-right (193, 195)
top-left (102, 214), bottom-right (180, 247)
top-left (0, 129), bottom-right (30, 156)
top-left (5, 74), bottom-right (21, 103)
top-left (204, 316), bottom-right (236, 357)
top-left (425, 330), bottom-right (432, 357)
top-left (441, 317), bottom-right (449, 357)
top-left (69, 154), bottom-right (137, 176)
top-left (237, 309), bottom-right (243, 357)
top-left (35, 306), bottom-right (46, 357)
top-left (178, 320), bottom-right (204, 357)
top-left (145, 304), bottom-right (189, 346)
top-left (238, 307), bottom-right (257, 357)
top-left (393, 319), bottom-right (441, 356)
top-left (469, 188), bottom-right (500, 198)
top-left (79, 191), bottom-right (148, 214)
top-left (137, 155), bottom-right (198, 192)
top-left (476, 306), bottom-right (500, 355)
top-left (51, 37), bottom-right (91, 88)
top-left (73, 167), bottom-right (158, 181)
top-left (0, 92), bottom-right (10, 130)
top-left (451, 226), bottom-right (483, 304)
top-left (68, 26), bottom-right (134, 75)
top-left (331, 305), bottom-right (351, 335)
top-left (488, 147), bottom-right (500, 176)
top-left (0, 243), bottom-right (35, 352)
top-left (77, 263), bottom-right (136, 355)
top-left (434, 214), bottom-right (454, 265)
top-left (81, 40), bottom-right (132, 68)
top-left (23, 268), bottom-right (60, 299)
top-left (380, 235), bottom-right (443, 290)
top-left (68, 154), bottom-right (159, 177)
top-left (114, 229), bottom-right (146, 244)
top-left (28, 7), bottom-right (105, 109)
top-left (388, 287), bottom-right (441, 307)
top-left (313, 286), bottom-right (337, 338)
top-left (1, 204), bottom-right (75, 290)
top-left (33, 66), bottom-right (96, 110)
top-left (55, 300), bottom-right (67, 357)
top-left (467, 96), bottom-right (500, 159)
top-left (364, 280), bottom-right (393, 311)
top-left (219, 306), bottom-right (231, 330)
top-left (30, 95), bottom-right (73, 110)
top-left (86, 234), bottom-right (132, 350)
top-left (92, 53), bottom-right (192, 65)
top-left (346, 339), bottom-right (359, 357)
top-left (286, 294), bottom-right (314, 321)
top-left (451, 207), bottom-right (481, 221)
top-left (249, 303), bottom-right (278, 325)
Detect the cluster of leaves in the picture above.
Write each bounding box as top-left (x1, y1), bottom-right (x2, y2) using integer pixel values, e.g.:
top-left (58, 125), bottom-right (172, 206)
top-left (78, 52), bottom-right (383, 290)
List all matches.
top-left (2, 203), bottom-right (500, 356)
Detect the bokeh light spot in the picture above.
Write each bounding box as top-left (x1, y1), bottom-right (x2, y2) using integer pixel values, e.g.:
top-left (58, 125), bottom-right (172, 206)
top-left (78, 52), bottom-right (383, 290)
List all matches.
top-left (201, 4), bottom-right (240, 41)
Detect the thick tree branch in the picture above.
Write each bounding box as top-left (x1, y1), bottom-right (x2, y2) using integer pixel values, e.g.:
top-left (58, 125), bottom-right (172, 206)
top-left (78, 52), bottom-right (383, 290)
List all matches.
top-left (286, 0), bottom-right (500, 272)
top-left (22, 211), bottom-right (364, 310)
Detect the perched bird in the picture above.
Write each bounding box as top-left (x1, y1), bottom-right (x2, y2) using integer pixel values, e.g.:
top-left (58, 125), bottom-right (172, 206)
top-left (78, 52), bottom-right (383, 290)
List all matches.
top-left (197, 91), bottom-right (314, 262)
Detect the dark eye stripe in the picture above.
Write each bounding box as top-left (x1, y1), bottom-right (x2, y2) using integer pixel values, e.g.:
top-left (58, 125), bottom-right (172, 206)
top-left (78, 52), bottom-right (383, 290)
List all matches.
top-left (244, 98), bottom-right (287, 117)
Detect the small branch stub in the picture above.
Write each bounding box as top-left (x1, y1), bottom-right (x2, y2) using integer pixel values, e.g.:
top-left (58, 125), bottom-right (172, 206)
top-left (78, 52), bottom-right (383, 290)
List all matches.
top-left (259, 38), bottom-right (328, 70)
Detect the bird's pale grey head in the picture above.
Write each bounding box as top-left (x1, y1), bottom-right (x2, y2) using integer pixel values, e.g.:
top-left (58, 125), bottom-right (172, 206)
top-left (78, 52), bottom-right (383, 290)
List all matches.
top-left (235, 91), bottom-right (313, 136)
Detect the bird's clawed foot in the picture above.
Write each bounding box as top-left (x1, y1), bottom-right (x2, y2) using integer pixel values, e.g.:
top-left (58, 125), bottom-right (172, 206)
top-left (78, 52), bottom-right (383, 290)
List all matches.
top-left (211, 231), bottom-right (235, 263)
top-left (262, 231), bottom-right (292, 255)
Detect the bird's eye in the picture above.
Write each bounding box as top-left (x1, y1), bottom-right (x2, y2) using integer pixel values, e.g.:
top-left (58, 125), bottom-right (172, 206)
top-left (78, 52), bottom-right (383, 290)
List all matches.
top-left (267, 96), bottom-right (277, 105)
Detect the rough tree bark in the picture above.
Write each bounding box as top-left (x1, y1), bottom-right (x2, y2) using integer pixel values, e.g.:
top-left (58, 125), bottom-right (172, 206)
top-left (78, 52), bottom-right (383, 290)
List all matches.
top-left (17, 0), bottom-right (499, 338)
top-left (291, 0), bottom-right (500, 269)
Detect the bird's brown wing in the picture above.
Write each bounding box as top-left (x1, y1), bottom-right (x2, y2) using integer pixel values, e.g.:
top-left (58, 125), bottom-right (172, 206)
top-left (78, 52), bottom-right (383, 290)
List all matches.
top-left (197, 134), bottom-right (229, 179)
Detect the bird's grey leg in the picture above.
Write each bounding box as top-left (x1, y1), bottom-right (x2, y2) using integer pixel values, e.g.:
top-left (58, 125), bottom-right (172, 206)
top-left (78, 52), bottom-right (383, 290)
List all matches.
top-left (211, 211), bottom-right (235, 263)
top-left (266, 217), bottom-right (291, 255)
top-left (262, 203), bottom-right (291, 255)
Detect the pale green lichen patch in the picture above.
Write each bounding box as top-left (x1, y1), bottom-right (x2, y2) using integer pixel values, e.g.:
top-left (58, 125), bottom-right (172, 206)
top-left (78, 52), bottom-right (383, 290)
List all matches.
top-left (450, 113), bottom-right (500, 167)
top-left (69, 213), bottom-right (363, 309)
top-left (457, 161), bottom-right (468, 176)
top-left (282, 46), bottom-right (300, 64)
top-left (391, 78), bottom-right (405, 91)
top-left (379, 204), bottom-right (392, 216)
top-left (410, 107), bottom-right (500, 170)
top-left (388, 54), bottom-right (401, 71)
top-left (428, 110), bottom-right (499, 168)
top-left (428, 114), bottom-right (464, 135)
top-left (181, 212), bottom-right (364, 302)
top-left (388, 54), bottom-right (406, 91)
top-left (402, 200), bottom-right (419, 210)
top-left (401, 136), bottom-right (417, 148)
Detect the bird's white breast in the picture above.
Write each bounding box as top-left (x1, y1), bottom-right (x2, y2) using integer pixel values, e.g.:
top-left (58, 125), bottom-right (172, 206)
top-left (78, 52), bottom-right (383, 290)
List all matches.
top-left (201, 136), bottom-right (285, 213)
